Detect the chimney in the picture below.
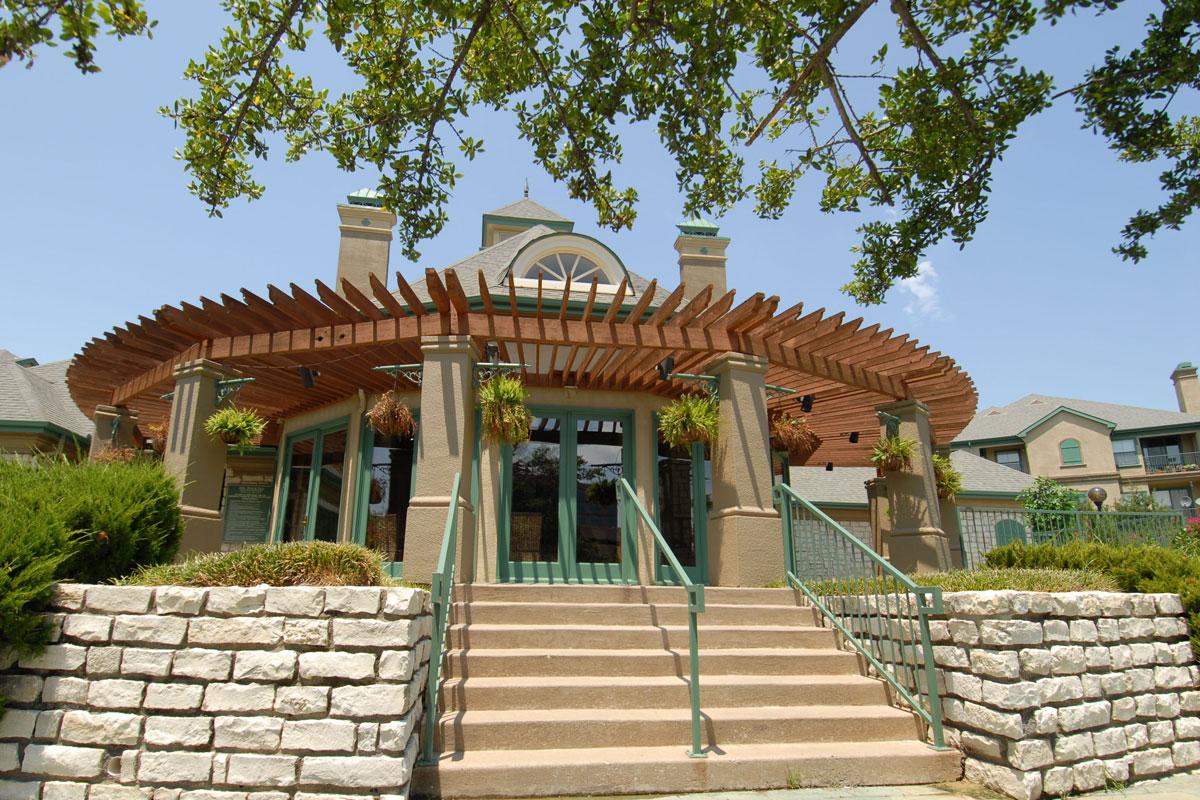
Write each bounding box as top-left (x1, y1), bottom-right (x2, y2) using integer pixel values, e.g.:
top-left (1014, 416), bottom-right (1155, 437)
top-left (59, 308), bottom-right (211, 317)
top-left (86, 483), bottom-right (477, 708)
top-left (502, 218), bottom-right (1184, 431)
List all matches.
top-left (336, 189), bottom-right (396, 296)
top-left (674, 218), bottom-right (729, 298)
top-left (1171, 361), bottom-right (1200, 413)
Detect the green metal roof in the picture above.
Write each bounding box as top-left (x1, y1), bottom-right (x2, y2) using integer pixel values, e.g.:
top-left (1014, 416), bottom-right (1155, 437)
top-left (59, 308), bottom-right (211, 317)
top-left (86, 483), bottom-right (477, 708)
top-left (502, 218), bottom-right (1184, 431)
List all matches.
top-left (675, 217), bottom-right (721, 237)
top-left (346, 188), bottom-right (385, 207)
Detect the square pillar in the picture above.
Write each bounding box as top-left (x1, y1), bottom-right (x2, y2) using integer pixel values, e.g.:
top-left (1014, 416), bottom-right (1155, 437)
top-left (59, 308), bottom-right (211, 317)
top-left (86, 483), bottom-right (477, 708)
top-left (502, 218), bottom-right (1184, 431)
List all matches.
top-left (705, 353), bottom-right (783, 587)
top-left (89, 405), bottom-right (139, 460)
top-left (165, 360), bottom-right (242, 555)
top-left (876, 399), bottom-right (953, 573)
top-left (404, 336), bottom-right (477, 585)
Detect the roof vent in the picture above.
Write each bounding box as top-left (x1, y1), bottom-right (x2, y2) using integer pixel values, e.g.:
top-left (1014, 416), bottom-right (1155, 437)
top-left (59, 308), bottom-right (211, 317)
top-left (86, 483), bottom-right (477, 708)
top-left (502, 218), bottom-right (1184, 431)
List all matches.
top-left (985, 410), bottom-right (1002, 416)
top-left (1029, 399), bottom-right (1045, 405)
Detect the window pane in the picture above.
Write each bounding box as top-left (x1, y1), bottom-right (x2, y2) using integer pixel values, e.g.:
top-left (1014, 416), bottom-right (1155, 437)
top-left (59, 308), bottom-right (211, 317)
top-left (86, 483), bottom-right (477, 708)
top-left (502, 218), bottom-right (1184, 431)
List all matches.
top-left (281, 437), bottom-right (315, 542)
top-left (657, 441), bottom-right (696, 568)
top-left (510, 416), bottom-right (562, 562)
top-left (312, 430), bottom-right (348, 542)
top-left (576, 418), bottom-right (623, 565)
top-left (365, 429), bottom-right (416, 563)
top-left (995, 449), bottom-right (1023, 471)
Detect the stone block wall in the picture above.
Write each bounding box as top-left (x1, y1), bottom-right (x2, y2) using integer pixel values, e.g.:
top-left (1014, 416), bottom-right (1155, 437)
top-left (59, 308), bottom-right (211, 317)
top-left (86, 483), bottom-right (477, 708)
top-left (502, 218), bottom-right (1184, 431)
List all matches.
top-left (0, 584), bottom-right (432, 800)
top-left (925, 591), bottom-right (1199, 799)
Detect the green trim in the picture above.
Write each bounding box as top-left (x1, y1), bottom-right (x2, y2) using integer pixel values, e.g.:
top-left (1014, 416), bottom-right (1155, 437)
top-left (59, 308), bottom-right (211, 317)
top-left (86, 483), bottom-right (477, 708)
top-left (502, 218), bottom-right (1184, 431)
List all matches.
top-left (949, 436), bottom-right (1023, 449)
top-left (273, 416), bottom-right (350, 544)
top-left (813, 500), bottom-right (870, 509)
top-left (1017, 406), bottom-right (1117, 438)
top-left (505, 230), bottom-right (633, 287)
top-left (1116, 422), bottom-right (1200, 438)
top-left (480, 213), bottom-right (573, 246)
top-left (0, 420), bottom-right (91, 447)
top-left (956, 490), bottom-right (1021, 499)
top-left (227, 445), bottom-right (277, 458)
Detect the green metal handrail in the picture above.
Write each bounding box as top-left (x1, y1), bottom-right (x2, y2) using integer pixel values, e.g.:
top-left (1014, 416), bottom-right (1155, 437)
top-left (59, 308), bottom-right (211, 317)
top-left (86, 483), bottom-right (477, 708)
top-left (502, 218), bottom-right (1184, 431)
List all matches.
top-left (418, 471), bottom-right (462, 766)
top-left (617, 477), bottom-right (706, 758)
top-left (774, 482), bottom-right (947, 749)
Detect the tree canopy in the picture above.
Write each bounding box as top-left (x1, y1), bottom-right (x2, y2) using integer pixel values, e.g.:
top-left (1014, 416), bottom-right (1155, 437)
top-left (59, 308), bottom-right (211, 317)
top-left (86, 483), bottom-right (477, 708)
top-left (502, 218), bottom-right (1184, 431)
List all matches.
top-left (3, 0), bottom-right (1197, 304)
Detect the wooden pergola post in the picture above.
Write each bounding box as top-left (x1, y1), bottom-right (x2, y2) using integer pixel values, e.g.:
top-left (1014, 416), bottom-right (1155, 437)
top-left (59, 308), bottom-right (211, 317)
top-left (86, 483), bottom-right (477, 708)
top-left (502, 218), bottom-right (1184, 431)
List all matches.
top-left (89, 405), bottom-right (138, 460)
top-left (165, 359), bottom-right (242, 555)
top-left (404, 335), bottom-right (477, 584)
top-left (876, 399), bottom-right (953, 572)
top-left (706, 352), bottom-right (783, 586)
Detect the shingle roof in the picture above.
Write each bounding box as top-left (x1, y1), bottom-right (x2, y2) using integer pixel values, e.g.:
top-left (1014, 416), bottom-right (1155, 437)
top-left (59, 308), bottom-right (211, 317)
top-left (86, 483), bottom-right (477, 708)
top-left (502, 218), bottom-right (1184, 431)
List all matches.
top-left (0, 352), bottom-right (92, 438)
top-left (950, 449), bottom-right (1035, 495)
top-left (952, 393), bottom-right (1200, 443)
top-left (486, 198), bottom-right (572, 222)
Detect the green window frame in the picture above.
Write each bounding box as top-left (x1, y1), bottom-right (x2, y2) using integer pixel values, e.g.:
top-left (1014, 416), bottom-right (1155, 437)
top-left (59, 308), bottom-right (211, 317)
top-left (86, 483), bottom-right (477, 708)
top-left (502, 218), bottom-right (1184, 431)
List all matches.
top-left (353, 412), bottom-right (420, 579)
top-left (273, 416), bottom-right (351, 543)
top-left (1059, 438), bottom-right (1083, 466)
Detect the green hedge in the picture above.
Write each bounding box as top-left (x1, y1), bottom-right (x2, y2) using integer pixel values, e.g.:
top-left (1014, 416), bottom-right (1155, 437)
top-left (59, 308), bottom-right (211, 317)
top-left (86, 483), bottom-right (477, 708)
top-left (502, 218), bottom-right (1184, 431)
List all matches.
top-left (984, 541), bottom-right (1200, 655)
top-left (0, 457), bottom-right (183, 694)
top-left (121, 541), bottom-right (390, 587)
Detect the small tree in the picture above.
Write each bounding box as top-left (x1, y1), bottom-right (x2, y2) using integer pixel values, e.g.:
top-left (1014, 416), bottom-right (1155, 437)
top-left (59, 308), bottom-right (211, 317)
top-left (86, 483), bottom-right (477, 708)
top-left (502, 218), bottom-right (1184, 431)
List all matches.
top-left (1017, 477), bottom-right (1083, 541)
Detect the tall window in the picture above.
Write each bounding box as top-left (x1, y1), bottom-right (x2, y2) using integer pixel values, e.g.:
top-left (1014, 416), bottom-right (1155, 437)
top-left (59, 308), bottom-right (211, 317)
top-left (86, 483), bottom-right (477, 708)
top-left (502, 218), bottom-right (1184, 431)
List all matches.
top-left (523, 252), bottom-right (614, 284)
top-left (362, 428), bottom-right (417, 566)
top-left (1059, 438), bottom-right (1083, 465)
top-left (994, 448), bottom-right (1026, 473)
top-left (1112, 439), bottom-right (1139, 468)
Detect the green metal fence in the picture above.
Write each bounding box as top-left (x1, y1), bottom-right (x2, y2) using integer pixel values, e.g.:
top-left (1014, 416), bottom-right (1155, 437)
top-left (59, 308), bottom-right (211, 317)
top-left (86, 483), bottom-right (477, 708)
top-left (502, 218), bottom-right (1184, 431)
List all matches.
top-left (418, 472), bottom-right (462, 766)
top-left (956, 506), bottom-right (1187, 568)
top-left (774, 482), bottom-right (947, 749)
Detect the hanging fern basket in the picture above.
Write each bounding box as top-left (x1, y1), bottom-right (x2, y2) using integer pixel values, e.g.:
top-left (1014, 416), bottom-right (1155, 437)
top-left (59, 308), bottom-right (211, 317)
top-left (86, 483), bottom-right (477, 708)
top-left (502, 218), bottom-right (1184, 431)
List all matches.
top-left (367, 390), bottom-right (416, 439)
top-left (659, 394), bottom-right (720, 449)
top-left (869, 435), bottom-right (917, 473)
top-left (769, 410), bottom-right (822, 463)
top-left (203, 406), bottom-right (267, 451)
top-left (479, 374), bottom-right (532, 445)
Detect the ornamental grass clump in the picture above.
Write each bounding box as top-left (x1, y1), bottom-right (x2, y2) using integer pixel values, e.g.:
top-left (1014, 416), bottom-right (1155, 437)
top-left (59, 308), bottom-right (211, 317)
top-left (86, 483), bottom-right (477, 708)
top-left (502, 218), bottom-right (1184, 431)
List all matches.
top-left (659, 393), bottom-right (719, 448)
top-left (931, 453), bottom-right (963, 499)
top-left (203, 405), bottom-right (266, 451)
top-left (121, 541), bottom-right (389, 587)
top-left (366, 390), bottom-right (415, 438)
top-left (769, 410), bottom-right (821, 462)
top-left (479, 374), bottom-right (531, 445)
top-left (870, 434), bottom-right (916, 472)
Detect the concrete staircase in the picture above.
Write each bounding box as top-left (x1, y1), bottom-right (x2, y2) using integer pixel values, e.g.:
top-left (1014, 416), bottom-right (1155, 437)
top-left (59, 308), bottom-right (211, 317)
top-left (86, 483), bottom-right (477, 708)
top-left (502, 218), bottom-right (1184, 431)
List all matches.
top-left (411, 584), bottom-right (960, 798)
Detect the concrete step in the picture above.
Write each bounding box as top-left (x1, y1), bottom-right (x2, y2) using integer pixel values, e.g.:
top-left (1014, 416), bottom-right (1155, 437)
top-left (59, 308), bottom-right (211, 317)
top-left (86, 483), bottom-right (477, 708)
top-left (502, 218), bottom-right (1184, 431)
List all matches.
top-left (445, 647), bottom-right (862, 678)
top-left (441, 674), bottom-right (889, 711)
top-left (436, 705), bottom-right (924, 751)
top-left (447, 623), bottom-right (836, 650)
top-left (411, 740), bottom-right (962, 798)
top-left (454, 583), bottom-right (803, 606)
top-left (452, 600), bottom-right (820, 627)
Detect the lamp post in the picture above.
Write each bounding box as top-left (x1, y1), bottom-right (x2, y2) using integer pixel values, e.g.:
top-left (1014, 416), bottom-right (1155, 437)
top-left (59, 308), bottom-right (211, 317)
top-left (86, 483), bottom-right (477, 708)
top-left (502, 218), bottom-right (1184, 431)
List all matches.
top-left (1087, 486), bottom-right (1107, 513)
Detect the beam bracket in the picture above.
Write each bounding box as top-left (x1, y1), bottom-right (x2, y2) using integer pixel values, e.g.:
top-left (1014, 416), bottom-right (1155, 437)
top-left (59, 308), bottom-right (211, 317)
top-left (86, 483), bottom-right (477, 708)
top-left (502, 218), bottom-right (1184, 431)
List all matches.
top-left (668, 372), bottom-right (719, 400)
top-left (216, 378), bottom-right (256, 405)
top-left (765, 383), bottom-right (798, 400)
top-left (475, 362), bottom-right (530, 384)
top-left (374, 364), bottom-right (424, 386)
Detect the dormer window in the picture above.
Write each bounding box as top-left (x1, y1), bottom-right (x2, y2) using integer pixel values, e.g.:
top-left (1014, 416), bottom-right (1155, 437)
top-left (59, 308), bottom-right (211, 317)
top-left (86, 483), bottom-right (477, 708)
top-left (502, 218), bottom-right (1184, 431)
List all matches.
top-left (524, 253), bottom-right (614, 285)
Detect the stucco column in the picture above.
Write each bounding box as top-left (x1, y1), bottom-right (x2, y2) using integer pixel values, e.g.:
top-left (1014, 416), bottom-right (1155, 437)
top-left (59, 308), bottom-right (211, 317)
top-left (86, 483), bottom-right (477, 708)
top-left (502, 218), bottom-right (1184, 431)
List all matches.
top-left (705, 353), bottom-right (783, 586)
top-left (877, 399), bottom-right (952, 572)
top-left (404, 336), bottom-right (476, 585)
top-left (165, 360), bottom-right (242, 555)
top-left (89, 405), bottom-right (139, 460)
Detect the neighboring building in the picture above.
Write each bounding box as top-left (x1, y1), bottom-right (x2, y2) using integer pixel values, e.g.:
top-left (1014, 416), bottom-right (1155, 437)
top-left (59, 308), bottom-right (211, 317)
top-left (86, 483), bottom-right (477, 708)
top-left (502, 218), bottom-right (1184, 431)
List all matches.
top-left (0, 349), bottom-right (92, 460)
top-left (950, 364), bottom-right (1200, 510)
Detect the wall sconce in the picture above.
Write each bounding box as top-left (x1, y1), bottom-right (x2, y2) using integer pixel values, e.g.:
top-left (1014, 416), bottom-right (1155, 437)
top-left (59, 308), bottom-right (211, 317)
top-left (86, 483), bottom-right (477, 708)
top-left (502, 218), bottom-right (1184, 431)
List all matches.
top-left (298, 367), bottom-right (318, 389)
top-left (849, 431), bottom-right (860, 443)
top-left (656, 356), bottom-right (675, 381)
top-left (485, 343), bottom-right (499, 363)
top-left (824, 462), bottom-right (834, 471)
top-left (801, 395), bottom-right (814, 413)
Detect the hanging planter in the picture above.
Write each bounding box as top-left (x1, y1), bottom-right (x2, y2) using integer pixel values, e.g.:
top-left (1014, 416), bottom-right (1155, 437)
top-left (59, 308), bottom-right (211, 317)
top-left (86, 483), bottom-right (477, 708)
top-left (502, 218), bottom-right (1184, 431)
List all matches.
top-left (932, 454), bottom-right (963, 499)
top-left (203, 406), bottom-right (267, 452)
top-left (769, 410), bottom-right (822, 463)
top-left (369, 477), bottom-right (386, 505)
top-left (869, 434), bottom-right (917, 473)
top-left (144, 420), bottom-right (169, 455)
top-left (479, 374), bottom-right (532, 445)
top-left (659, 393), bottom-right (720, 448)
top-left (367, 390), bottom-right (416, 439)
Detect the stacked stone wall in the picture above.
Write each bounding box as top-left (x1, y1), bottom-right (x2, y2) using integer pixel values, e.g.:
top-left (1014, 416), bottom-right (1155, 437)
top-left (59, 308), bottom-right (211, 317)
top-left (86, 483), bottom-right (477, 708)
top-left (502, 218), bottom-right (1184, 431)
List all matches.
top-left (0, 584), bottom-right (432, 800)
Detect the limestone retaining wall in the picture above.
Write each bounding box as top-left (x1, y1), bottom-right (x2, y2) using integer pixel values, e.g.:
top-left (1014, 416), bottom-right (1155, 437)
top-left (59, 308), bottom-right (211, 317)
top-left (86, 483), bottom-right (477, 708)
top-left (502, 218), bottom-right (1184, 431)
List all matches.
top-left (0, 584), bottom-right (432, 800)
top-left (858, 590), bottom-right (1200, 799)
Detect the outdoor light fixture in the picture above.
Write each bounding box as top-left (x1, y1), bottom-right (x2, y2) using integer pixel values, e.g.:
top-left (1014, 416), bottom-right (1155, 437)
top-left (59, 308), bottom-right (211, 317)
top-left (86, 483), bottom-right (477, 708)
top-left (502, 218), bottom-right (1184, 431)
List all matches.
top-left (656, 356), bottom-right (675, 381)
top-left (485, 343), bottom-right (499, 362)
top-left (800, 394), bottom-right (814, 413)
top-left (1087, 486), bottom-right (1107, 512)
top-left (825, 462), bottom-right (834, 471)
top-left (849, 431), bottom-right (860, 443)
top-left (298, 367), bottom-right (318, 389)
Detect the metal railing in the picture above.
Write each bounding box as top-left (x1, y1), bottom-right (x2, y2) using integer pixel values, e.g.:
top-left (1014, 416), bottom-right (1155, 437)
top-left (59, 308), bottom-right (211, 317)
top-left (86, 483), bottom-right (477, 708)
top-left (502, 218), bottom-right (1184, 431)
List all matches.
top-left (774, 482), bottom-right (947, 749)
top-left (1145, 451), bottom-right (1200, 473)
top-left (618, 477), bottom-right (706, 758)
top-left (956, 505), bottom-right (1188, 568)
top-left (418, 472), bottom-right (462, 766)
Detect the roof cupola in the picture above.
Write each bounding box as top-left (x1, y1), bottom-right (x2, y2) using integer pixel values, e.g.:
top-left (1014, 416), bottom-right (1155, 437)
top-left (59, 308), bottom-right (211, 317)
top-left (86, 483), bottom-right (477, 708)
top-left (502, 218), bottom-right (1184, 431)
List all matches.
top-left (481, 197), bottom-right (573, 248)
top-left (674, 217), bottom-right (729, 299)
top-left (335, 188), bottom-right (396, 297)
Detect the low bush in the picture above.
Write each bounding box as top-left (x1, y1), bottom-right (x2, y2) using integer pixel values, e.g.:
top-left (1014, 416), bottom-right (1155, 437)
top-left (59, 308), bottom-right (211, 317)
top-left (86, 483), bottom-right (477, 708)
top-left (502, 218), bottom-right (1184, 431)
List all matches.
top-left (984, 540), bottom-right (1200, 654)
top-left (121, 541), bottom-right (390, 587)
top-left (913, 567), bottom-right (1120, 593)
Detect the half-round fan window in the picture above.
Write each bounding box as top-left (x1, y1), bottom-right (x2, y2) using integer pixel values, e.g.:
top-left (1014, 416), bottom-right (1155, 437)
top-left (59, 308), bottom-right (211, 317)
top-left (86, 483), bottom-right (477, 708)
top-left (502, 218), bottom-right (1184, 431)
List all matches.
top-left (523, 252), bottom-right (614, 285)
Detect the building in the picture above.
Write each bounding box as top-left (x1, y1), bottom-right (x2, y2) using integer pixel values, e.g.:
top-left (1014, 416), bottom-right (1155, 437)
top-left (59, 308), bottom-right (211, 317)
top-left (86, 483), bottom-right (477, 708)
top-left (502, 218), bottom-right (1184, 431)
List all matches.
top-left (950, 364), bottom-right (1200, 510)
top-left (0, 349), bottom-right (92, 460)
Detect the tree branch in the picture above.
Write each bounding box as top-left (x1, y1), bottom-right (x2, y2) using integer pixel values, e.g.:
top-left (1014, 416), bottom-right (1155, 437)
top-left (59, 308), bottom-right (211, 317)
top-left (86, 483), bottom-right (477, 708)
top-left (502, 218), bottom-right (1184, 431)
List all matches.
top-left (821, 59), bottom-right (893, 204)
top-left (745, 0), bottom-right (877, 145)
top-left (890, 0), bottom-right (981, 133)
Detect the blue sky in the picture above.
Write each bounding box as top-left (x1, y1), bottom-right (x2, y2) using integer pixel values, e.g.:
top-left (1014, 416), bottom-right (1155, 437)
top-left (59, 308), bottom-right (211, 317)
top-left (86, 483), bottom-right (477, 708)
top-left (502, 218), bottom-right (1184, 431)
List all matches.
top-left (1, 4), bottom-right (1196, 419)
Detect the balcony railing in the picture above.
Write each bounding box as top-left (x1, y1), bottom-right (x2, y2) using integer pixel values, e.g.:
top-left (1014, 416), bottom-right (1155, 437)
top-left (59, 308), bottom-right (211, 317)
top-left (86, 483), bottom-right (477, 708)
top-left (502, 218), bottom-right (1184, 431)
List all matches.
top-left (1145, 451), bottom-right (1200, 474)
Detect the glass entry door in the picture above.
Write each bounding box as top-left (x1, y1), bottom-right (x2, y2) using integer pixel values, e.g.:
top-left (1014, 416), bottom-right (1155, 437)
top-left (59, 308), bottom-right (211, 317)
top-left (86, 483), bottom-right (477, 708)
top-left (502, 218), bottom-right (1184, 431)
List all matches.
top-left (655, 440), bottom-right (710, 584)
top-left (277, 421), bottom-right (350, 543)
top-left (503, 410), bottom-right (635, 583)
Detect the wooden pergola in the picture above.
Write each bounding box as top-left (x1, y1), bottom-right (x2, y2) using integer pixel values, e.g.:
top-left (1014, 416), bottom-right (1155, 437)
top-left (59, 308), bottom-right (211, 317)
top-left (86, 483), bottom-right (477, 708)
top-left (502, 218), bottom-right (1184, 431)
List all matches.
top-left (67, 270), bottom-right (977, 465)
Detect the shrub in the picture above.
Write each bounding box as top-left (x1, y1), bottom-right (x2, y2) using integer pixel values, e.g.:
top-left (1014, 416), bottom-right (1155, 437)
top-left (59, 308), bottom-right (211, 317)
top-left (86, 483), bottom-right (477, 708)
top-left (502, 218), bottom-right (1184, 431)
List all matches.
top-left (1114, 491), bottom-right (1172, 513)
top-left (913, 568), bottom-right (1120, 593)
top-left (931, 454), bottom-right (963, 499)
top-left (203, 405), bottom-right (267, 451)
top-left (659, 394), bottom-right (719, 448)
top-left (1017, 476), bottom-right (1082, 512)
top-left (869, 435), bottom-right (915, 472)
top-left (121, 541), bottom-right (389, 587)
top-left (479, 374), bottom-right (532, 445)
top-left (984, 540), bottom-right (1200, 655)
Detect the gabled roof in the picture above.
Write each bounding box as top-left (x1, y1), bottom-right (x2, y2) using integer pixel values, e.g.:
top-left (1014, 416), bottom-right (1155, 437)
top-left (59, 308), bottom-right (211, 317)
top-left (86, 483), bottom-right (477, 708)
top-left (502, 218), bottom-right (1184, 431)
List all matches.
top-left (1015, 406), bottom-right (1117, 438)
top-left (951, 449), bottom-right (1036, 495)
top-left (0, 352), bottom-right (92, 438)
top-left (486, 198), bottom-right (571, 223)
top-left (952, 393), bottom-right (1200, 444)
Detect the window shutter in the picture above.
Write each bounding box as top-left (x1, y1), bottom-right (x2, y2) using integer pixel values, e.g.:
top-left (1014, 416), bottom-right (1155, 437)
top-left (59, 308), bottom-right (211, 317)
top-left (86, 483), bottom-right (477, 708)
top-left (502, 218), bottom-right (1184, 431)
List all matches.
top-left (1060, 439), bottom-right (1082, 465)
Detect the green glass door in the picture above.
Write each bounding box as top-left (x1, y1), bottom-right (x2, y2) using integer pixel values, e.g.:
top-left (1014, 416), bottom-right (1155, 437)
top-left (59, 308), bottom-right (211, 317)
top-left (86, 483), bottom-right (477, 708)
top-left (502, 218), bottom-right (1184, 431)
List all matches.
top-left (502, 409), bottom-right (635, 583)
top-left (355, 422), bottom-right (418, 579)
top-left (654, 440), bottom-right (710, 584)
top-left (276, 420), bottom-right (350, 543)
